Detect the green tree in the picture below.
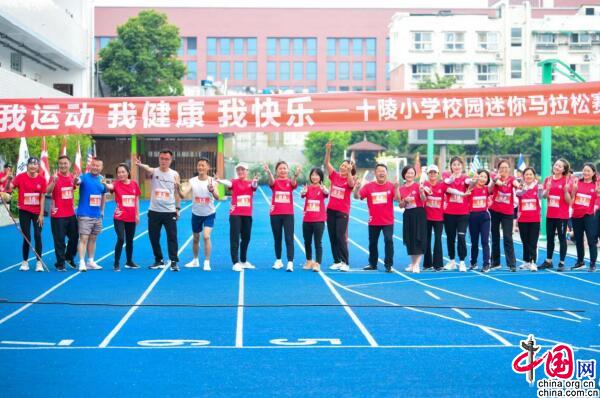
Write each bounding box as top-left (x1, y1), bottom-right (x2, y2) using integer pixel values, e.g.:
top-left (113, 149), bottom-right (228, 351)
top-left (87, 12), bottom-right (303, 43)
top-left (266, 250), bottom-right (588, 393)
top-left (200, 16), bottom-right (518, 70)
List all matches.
top-left (303, 131), bottom-right (352, 167)
top-left (98, 10), bottom-right (186, 96)
top-left (417, 73), bottom-right (457, 90)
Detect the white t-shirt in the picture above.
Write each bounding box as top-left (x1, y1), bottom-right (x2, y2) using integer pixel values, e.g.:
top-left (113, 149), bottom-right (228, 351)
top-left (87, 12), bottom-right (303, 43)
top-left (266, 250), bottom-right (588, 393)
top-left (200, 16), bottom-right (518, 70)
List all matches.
top-left (190, 176), bottom-right (216, 216)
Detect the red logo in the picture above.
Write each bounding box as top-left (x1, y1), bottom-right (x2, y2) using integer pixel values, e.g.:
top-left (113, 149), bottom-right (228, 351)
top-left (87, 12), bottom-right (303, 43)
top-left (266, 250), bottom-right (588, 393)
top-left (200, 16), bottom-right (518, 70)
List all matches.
top-left (512, 335), bottom-right (574, 385)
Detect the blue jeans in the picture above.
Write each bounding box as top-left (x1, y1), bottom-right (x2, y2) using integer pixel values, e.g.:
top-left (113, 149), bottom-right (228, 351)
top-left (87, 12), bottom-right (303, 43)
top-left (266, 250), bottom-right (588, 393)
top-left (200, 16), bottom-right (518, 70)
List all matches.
top-left (469, 211), bottom-right (490, 266)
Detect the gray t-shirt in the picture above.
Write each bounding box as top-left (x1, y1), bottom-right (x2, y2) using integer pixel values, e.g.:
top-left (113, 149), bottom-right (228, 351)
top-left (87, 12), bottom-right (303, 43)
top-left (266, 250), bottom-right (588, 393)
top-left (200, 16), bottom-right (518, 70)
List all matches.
top-left (149, 168), bottom-right (178, 213)
top-left (190, 176), bottom-right (216, 217)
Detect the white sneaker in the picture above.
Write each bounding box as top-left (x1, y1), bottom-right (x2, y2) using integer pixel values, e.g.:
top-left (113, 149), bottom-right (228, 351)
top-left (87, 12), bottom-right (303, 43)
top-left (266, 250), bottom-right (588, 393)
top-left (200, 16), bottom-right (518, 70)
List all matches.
top-left (329, 262), bottom-right (343, 270)
top-left (35, 261), bottom-right (44, 272)
top-left (86, 261), bottom-right (102, 270)
top-left (185, 258), bottom-right (200, 268)
top-left (412, 265), bottom-right (421, 274)
top-left (404, 265), bottom-right (414, 272)
top-left (232, 263), bottom-right (242, 272)
top-left (272, 259), bottom-right (283, 270)
top-left (529, 262), bottom-right (537, 272)
top-left (339, 263), bottom-right (349, 272)
top-left (518, 262), bottom-right (530, 270)
top-left (286, 261), bottom-right (294, 272)
top-left (79, 262), bottom-right (87, 272)
top-left (458, 261), bottom-right (467, 272)
top-left (443, 260), bottom-right (457, 271)
top-left (19, 261), bottom-right (29, 271)
top-left (203, 260), bottom-right (211, 271)
top-left (242, 262), bottom-right (255, 269)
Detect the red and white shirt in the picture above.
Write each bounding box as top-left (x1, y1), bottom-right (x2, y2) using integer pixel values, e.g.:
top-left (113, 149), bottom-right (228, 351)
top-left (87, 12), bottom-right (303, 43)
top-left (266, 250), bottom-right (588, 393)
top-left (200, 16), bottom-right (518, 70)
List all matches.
top-left (398, 183), bottom-right (424, 210)
top-left (270, 178), bottom-right (297, 216)
top-left (469, 186), bottom-right (490, 212)
top-left (423, 181), bottom-right (446, 222)
top-left (517, 184), bottom-right (541, 223)
top-left (327, 171), bottom-right (353, 214)
top-left (11, 173), bottom-right (47, 215)
top-left (359, 181), bottom-right (395, 226)
top-left (50, 174), bottom-right (76, 218)
top-left (545, 176), bottom-right (570, 220)
top-left (443, 175), bottom-right (470, 215)
top-left (113, 180), bottom-right (141, 223)
top-left (572, 180), bottom-right (597, 219)
top-left (303, 185), bottom-right (328, 223)
top-left (229, 179), bottom-right (257, 217)
top-left (490, 176), bottom-right (515, 215)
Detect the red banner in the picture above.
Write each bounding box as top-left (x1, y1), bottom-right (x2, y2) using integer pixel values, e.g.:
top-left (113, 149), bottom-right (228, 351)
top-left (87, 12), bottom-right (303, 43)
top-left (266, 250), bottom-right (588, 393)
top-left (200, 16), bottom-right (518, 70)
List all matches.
top-left (1, 82), bottom-right (599, 139)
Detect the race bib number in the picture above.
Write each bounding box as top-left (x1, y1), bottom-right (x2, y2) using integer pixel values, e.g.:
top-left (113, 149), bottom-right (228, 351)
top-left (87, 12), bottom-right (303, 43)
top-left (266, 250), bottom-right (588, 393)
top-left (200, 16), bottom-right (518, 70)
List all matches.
top-left (194, 196), bottom-right (210, 206)
top-left (548, 195), bottom-right (560, 208)
top-left (495, 192), bottom-right (511, 204)
top-left (404, 195), bottom-right (416, 209)
top-left (472, 196), bottom-right (487, 209)
top-left (236, 195), bottom-right (251, 207)
top-left (154, 189), bottom-right (171, 201)
top-left (122, 195), bottom-right (136, 208)
top-left (371, 191), bottom-right (388, 205)
top-left (24, 193), bottom-right (40, 206)
top-left (426, 196), bottom-right (441, 209)
top-left (274, 191), bottom-right (291, 204)
top-left (61, 187), bottom-right (73, 200)
top-left (449, 194), bottom-right (463, 204)
top-left (306, 200), bottom-right (320, 212)
top-left (330, 186), bottom-right (345, 200)
top-left (574, 193), bottom-right (591, 208)
top-left (521, 198), bottom-right (537, 211)
top-left (89, 194), bottom-right (101, 207)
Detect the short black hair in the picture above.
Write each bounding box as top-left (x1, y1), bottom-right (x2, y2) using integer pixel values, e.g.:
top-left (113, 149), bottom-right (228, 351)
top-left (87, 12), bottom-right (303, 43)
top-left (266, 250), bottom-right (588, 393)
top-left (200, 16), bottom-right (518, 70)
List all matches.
top-left (92, 157), bottom-right (102, 163)
top-left (522, 167), bottom-right (536, 177)
top-left (401, 165), bottom-right (415, 180)
top-left (275, 161), bottom-right (289, 170)
top-left (3, 164), bottom-right (11, 169)
top-left (58, 155), bottom-right (70, 162)
top-left (375, 163), bottom-right (388, 170)
top-left (197, 157), bottom-right (210, 165)
top-left (309, 167), bottom-right (324, 183)
top-left (159, 149), bottom-right (173, 157)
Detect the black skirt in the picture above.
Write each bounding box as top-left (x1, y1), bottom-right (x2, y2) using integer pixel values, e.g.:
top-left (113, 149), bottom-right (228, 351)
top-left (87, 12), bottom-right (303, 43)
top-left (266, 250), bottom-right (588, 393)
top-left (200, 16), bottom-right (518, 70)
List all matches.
top-left (403, 207), bottom-right (427, 255)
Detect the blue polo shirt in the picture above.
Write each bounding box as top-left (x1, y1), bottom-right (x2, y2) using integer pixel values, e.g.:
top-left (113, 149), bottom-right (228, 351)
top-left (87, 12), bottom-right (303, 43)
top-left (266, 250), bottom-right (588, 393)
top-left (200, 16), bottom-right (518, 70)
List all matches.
top-left (77, 173), bottom-right (106, 218)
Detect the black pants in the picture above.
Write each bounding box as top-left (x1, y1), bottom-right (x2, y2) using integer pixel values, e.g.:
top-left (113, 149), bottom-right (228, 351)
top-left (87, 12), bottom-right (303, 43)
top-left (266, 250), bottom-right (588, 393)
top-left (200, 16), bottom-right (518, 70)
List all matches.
top-left (518, 222), bottom-right (540, 263)
top-left (424, 220), bottom-right (443, 269)
top-left (327, 209), bottom-right (349, 265)
top-left (19, 209), bottom-right (42, 261)
top-left (443, 214), bottom-right (469, 261)
top-left (114, 219), bottom-right (136, 263)
top-left (368, 224), bottom-right (394, 268)
top-left (469, 211), bottom-right (490, 266)
top-left (490, 210), bottom-right (516, 267)
top-left (596, 210), bottom-right (600, 245)
top-left (303, 222), bottom-right (325, 264)
top-left (546, 218), bottom-right (568, 263)
top-left (230, 215), bottom-right (252, 264)
top-left (51, 216), bottom-right (78, 266)
top-left (270, 214), bottom-right (294, 261)
top-left (572, 215), bottom-right (597, 266)
top-left (148, 210), bottom-right (179, 262)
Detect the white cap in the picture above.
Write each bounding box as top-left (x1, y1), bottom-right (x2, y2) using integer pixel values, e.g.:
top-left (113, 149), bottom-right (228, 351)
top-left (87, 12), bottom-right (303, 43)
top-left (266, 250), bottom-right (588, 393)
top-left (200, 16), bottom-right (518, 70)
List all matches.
top-left (235, 162), bottom-right (249, 170)
top-left (427, 165), bottom-right (439, 173)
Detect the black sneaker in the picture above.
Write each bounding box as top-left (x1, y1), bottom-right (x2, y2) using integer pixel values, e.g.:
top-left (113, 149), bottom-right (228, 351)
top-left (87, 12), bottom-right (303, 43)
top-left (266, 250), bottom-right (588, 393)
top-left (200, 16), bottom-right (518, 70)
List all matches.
top-left (481, 264), bottom-right (491, 273)
top-left (557, 263), bottom-right (565, 272)
top-left (423, 266), bottom-right (435, 272)
top-left (509, 265), bottom-right (517, 272)
top-left (113, 263), bottom-right (120, 272)
top-left (469, 263), bottom-right (478, 271)
top-left (125, 262), bottom-right (140, 269)
top-left (363, 265), bottom-right (378, 271)
top-left (149, 260), bottom-right (165, 270)
top-left (65, 258), bottom-right (77, 269)
top-left (538, 260), bottom-right (553, 270)
top-left (589, 265), bottom-right (596, 272)
top-left (384, 267), bottom-right (393, 273)
top-left (571, 262), bottom-right (586, 271)
top-left (490, 264), bottom-right (501, 271)
top-left (170, 262), bottom-right (180, 272)
top-left (434, 267), bottom-right (444, 272)
top-left (56, 264), bottom-right (66, 272)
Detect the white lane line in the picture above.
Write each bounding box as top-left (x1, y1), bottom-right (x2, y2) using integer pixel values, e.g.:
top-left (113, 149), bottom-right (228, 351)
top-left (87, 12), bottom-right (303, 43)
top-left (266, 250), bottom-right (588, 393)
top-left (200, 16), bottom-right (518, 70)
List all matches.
top-left (0, 340), bottom-right (56, 346)
top-left (519, 291), bottom-right (540, 301)
top-left (235, 269), bottom-right (245, 348)
top-left (558, 309), bottom-right (590, 321)
top-left (0, 344), bottom-right (552, 350)
top-left (547, 269), bottom-right (600, 287)
top-left (99, 232), bottom-right (195, 348)
top-left (478, 326), bottom-right (512, 347)
top-left (424, 290), bottom-right (442, 300)
top-left (346, 275), bottom-right (481, 288)
top-left (451, 308), bottom-right (471, 319)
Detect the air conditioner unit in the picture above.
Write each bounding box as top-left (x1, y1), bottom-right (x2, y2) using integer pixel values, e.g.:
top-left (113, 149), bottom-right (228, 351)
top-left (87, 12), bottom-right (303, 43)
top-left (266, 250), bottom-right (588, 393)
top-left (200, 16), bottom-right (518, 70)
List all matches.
top-left (495, 53), bottom-right (502, 60)
top-left (583, 54), bottom-right (591, 62)
top-left (534, 54), bottom-right (541, 61)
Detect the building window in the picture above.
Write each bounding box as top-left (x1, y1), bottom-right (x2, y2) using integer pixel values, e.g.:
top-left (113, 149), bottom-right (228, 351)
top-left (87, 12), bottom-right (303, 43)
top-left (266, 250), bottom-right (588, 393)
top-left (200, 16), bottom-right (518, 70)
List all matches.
top-left (571, 64), bottom-right (590, 80)
top-left (366, 38), bottom-right (376, 56)
top-left (267, 62), bottom-right (277, 80)
top-left (352, 62), bottom-right (363, 80)
top-left (307, 86), bottom-right (317, 93)
top-left (267, 38), bottom-right (277, 56)
top-left (443, 64), bottom-right (464, 81)
top-left (187, 37), bottom-right (197, 56)
top-left (444, 32), bottom-right (465, 51)
top-left (220, 61), bottom-right (230, 80)
top-left (178, 38), bottom-right (184, 56)
top-left (511, 27), bottom-right (522, 47)
top-left (511, 59), bottom-right (522, 79)
top-left (307, 38), bottom-right (317, 56)
top-left (293, 38), bottom-right (304, 56)
top-left (293, 62), bottom-right (304, 80)
top-left (353, 38), bottom-right (363, 56)
top-left (339, 62), bottom-right (349, 80)
top-left (411, 64), bottom-right (432, 82)
top-left (570, 32), bottom-right (591, 47)
top-left (234, 61), bottom-right (244, 80)
top-left (386, 62), bottom-right (390, 80)
top-left (10, 52), bottom-right (22, 73)
top-left (233, 38), bottom-right (244, 55)
top-left (477, 32), bottom-right (499, 51)
top-left (327, 86), bottom-right (336, 92)
top-left (477, 64), bottom-right (499, 82)
top-left (339, 86), bottom-right (349, 91)
top-left (536, 33), bottom-right (557, 49)
top-left (280, 38), bottom-right (290, 55)
top-left (99, 36), bottom-right (112, 49)
top-left (247, 61), bottom-right (257, 80)
top-left (339, 38), bottom-right (349, 56)
top-left (306, 62), bottom-right (317, 80)
top-left (385, 37), bottom-right (390, 57)
top-left (327, 62), bottom-right (336, 80)
top-left (412, 32), bottom-right (432, 51)
top-left (186, 61), bottom-right (197, 80)
top-left (366, 62), bottom-right (376, 80)
top-left (352, 86), bottom-right (363, 92)
top-left (247, 38), bottom-right (257, 56)
top-left (220, 38), bottom-right (230, 55)
top-left (280, 62), bottom-right (290, 80)
top-left (207, 38), bottom-right (217, 56)
top-left (327, 38), bottom-right (336, 56)
top-left (206, 61), bottom-right (217, 80)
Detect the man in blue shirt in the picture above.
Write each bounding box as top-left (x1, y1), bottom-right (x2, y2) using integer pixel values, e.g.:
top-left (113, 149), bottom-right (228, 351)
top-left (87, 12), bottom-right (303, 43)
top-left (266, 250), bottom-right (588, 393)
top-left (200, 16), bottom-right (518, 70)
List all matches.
top-left (76, 158), bottom-right (106, 272)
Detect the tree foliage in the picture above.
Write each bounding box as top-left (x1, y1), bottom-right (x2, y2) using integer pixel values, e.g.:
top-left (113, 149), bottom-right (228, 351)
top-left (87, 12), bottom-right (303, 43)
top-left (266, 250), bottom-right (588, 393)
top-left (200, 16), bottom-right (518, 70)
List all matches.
top-left (98, 10), bottom-right (185, 97)
top-left (303, 131), bottom-right (352, 167)
top-left (417, 73), bottom-right (457, 90)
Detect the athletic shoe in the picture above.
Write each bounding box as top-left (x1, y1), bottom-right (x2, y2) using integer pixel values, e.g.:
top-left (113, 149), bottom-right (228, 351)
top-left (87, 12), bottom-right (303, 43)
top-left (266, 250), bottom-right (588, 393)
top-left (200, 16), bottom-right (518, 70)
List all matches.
top-left (35, 261), bottom-right (44, 272)
top-left (65, 258), bottom-right (77, 269)
top-left (458, 261), bottom-right (467, 272)
top-left (329, 262), bottom-right (343, 270)
top-left (443, 260), bottom-right (456, 271)
top-left (519, 262), bottom-right (530, 270)
top-left (312, 263), bottom-right (321, 272)
top-left (589, 265), bottom-right (596, 272)
top-left (86, 261), bottom-right (102, 270)
top-left (481, 264), bottom-right (491, 273)
top-left (56, 264), bottom-right (66, 272)
top-left (184, 259), bottom-right (200, 268)
top-left (232, 263), bottom-right (242, 272)
top-left (242, 262), bottom-right (256, 269)
top-left (203, 260), bottom-right (211, 271)
top-left (529, 262), bottom-right (537, 272)
top-left (125, 262), bottom-right (140, 269)
top-left (557, 263), bottom-right (565, 272)
top-left (490, 264), bottom-right (501, 271)
top-left (303, 261), bottom-right (314, 270)
top-left (509, 265), bottom-right (517, 272)
top-left (113, 263), bottom-right (120, 272)
top-left (434, 267), bottom-right (444, 272)
top-left (385, 267), bottom-right (393, 273)
top-left (571, 262), bottom-right (586, 271)
top-left (170, 262), bottom-right (180, 272)
top-left (363, 265), bottom-right (378, 271)
top-left (468, 263), bottom-right (478, 271)
top-left (272, 259), bottom-right (284, 270)
top-left (149, 260), bottom-right (165, 270)
top-left (538, 260), bottom-right (553, 270)
top-left (404, 265), bottom-right (413, 272)
top-left (412, 266), bottom-right (421, 274)
top-left (286, 261), bottom-right (294, 272)
top-left (339, 263), bottom-right (349, 272)
top-left (423, 266), bottom-right (435, 272)
top-left (19, 261), bottom-right (29, 271)
top-left (78, 262), bottom-right (87, 272)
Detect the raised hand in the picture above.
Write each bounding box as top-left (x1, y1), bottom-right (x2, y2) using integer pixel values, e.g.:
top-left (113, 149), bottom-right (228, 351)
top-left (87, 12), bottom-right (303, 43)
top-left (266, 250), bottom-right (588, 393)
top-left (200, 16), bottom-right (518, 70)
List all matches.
top-left (300, 185), bottom-right (308, 195)
top-left (262, 163), bottom-right (270, 172)
top-left (208, 177), bottom-right (214, 192)
top-left (325, 141), bottom-right (332, 151)
top-left (134, 156), bottom-right (142, 166)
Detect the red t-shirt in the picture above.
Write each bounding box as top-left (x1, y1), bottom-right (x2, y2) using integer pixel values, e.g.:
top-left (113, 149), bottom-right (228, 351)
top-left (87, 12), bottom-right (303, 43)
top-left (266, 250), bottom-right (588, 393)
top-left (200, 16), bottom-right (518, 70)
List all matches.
top-left (518, 185), bottom-right (541, 223)
top-left (359, 181), bottom-right (395, 226)
top-left (490, 176), bottom-right (515, 215)
top-left (398, 183), bottom-right (424, 210)
top-left (269, 178), bottom-right (297, 216)
top-left (596, 183), bottom-right (600, 211)
top-left (423, 181), bottom-right (446, 222)
top-left (545, 176), bottom-right (570, 220)
top-left (469, 186), bottom-right (490, 212)
top-left (113, 180), bottom-right (141, 222)
top-left (303, 185), bottom-right (328, 223)
top-left (572, 180), bottom-right (597, 219)
top-left (443, 175), bottom-right (470, 215)
top-left (12, 172), bottom-right (47, 215)
top-left (0, 171), bottom-right (11, 192)
top-left (327, 171), bottom-right (353, 214)
top-left (50, 174), bottom-right (76, 218)
top-left (230, 179), bottom-right (257, 217)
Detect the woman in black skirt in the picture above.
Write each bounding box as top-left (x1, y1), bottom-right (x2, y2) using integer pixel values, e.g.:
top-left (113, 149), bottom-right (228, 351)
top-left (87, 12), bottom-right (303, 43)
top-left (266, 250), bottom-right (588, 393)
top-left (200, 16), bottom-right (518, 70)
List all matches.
top-left (397, 165), bottom-right (427, 273)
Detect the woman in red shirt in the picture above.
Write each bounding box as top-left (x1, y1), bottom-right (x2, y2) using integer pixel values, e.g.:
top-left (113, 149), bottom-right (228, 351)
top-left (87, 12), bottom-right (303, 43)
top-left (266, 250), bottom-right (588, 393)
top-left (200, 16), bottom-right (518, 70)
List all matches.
top-left (468, 169), bottom-right (492, 272)
top-left (570, 163), bottom-right (598, 272)
top-left (516, 167), bottom-right (542, 272)
top-left (443, 156), bottom-right (471, 272)
top-left (398, 165), bottom-right (427, 273)
top-left (264, 161), bottom-right (299, 272)
top-left (324, 141), bottom-right (356, 273)
top-left (539, 158), bottom-right (572, 271)
top-left (422, 165), bottom-right (446, 271)
top-left (301, 168), bottom-right (329, 273)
